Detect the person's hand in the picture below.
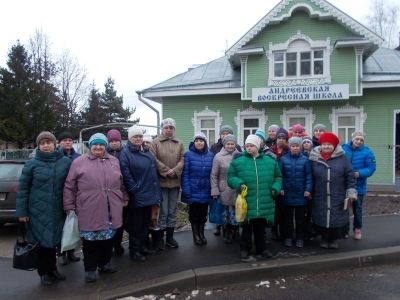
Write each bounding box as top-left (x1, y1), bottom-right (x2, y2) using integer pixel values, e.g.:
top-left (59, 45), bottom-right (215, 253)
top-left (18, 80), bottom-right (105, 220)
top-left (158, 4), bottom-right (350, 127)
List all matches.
top-left (304, 191), bottom-right (310, 197)
top-left (240, 184), bottom-right (246, 191)
top-left (280, 190), bottom-right (285, 196)
top-left (355, 172), bottom-right (360, 179)
top-left (167, 169), bottom-right (176, 178)
top-left (271, 190), bottom-right (276, 196)
top-left (212, 195), bottom-right (218, 200)
top-left (123, 201), bottom-right (129, 207)
top-left (18, 216), bottom-right (29, 222)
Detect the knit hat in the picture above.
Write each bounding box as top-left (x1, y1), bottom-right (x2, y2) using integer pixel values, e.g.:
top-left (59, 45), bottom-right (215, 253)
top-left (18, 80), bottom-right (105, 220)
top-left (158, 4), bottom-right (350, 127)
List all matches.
top-left (219, 125), bottom-right (234, 135)
top-left (319, 132), bottom-right (339, 148)
top-left (352, 131), bottom-right (366, 141)
top-left (222, 134), bottom-right (237, 146)
top-left (89, 133), bottom-right (108, 147)
top-left (128, 125), bottom-right (143, 140)
top-left (313, 124), bottom-right (327, 132)
top-left (289, 137), bottom-right (303, 147)
top-left (292, 124), bottom-right (304, 133)
top-left (58, 132), bottom-right (73, 143)
top-left (36, 131), bottom-right (57, 146)
top-left (193, 132), bottom-right (207, 144)
top-left (143, 134), bottom-right (153, 143)
top-left (245, 135), bottom-right (260, 150)
top-left (268, 124), bottom-right (280, 132)
top-left (255, 129), bottom-right (266, 143)
top-left (161, 118), bottom-right (176, 129)
top-left (302, 136), bottom-right (313, 144)
top-left (275, 128), bottom-right (289, 141)
top-left (106, 129), bottom-right (122, 142)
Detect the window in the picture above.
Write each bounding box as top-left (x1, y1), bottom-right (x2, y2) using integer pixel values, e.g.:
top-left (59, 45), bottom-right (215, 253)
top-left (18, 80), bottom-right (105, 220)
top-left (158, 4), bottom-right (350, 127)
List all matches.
top-left (280, 104), bottom-right (315, 134)
top-left (330, 102), bottom-right (366, 144)
top-left (274, 50), bottom-right (324, 78)
top-left (192, 106), bottom-right (222, 144)
top-left (235, 105), bottom-right (267, 147)
top-left (267, 31), bottom-right (332, 86)
top-left (243, 119), bottom-right (259, 142)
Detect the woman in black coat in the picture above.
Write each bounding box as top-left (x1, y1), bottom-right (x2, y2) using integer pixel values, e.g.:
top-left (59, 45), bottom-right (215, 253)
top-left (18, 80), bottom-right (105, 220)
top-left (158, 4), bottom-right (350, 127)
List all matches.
top-left (309, 132), bottom-right (357, 250)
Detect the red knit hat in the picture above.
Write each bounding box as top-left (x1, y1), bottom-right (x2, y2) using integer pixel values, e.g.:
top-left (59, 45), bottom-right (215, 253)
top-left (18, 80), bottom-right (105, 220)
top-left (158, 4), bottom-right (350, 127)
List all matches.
top-left (318, 132), bottom-right (339, 148)
top-left (107, 129), bottom-right (122, 142)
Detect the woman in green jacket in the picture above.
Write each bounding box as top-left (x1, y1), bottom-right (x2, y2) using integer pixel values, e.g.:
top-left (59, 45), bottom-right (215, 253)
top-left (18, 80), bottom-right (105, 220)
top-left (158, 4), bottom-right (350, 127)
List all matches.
top-left (228, 135), bottom-right (282, 260)
top-left (16, 131), bottom-right (71, 286)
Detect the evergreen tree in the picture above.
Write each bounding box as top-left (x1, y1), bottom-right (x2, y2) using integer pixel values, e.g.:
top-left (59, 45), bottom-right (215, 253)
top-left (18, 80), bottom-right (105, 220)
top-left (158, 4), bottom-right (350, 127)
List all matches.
top-left (101, 77), bottom-right (138, 123)
top-left (0, 43), bottom-right (33, 148)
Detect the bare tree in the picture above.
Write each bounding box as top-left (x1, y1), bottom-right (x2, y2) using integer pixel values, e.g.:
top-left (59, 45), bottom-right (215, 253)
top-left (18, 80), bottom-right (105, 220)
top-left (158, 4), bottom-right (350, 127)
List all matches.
top-left (55, 49), bottom-right (90, 131)
top-left (365, 0), bottom-right (399, 48)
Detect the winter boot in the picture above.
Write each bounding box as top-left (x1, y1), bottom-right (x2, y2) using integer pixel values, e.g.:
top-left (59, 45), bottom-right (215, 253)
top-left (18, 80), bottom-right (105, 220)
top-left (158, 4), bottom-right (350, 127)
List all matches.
top-left (231, 225), bottom-right (240, 242)
top-left (191, 223), bottom-right (202, 246)
top-left (224, 224), bottom-right (233, 244)
top-left (166, 227), bottom-right (179, 248)
top-left (222, 226), bottom-right (227, 240)
top-left (199, 223), bottom-right (207, 245)
top-left (271, 225), bottom-right (279, 240)
top-left (155, 229), bottom-right (165, 251)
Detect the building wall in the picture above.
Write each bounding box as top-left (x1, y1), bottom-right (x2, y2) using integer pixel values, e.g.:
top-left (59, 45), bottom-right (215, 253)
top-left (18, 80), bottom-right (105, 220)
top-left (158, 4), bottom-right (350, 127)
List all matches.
top-left (162, 86), bottom-right (400, 188)
top-left (246, 10), bottom-right (358, 97)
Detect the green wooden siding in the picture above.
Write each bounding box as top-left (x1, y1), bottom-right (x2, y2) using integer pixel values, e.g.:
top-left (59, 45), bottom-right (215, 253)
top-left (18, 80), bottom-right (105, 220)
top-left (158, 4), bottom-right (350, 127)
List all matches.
top-left (162, 87), bottom-right (400, 187)
top-left (245, 10), bottom-right (359, 97)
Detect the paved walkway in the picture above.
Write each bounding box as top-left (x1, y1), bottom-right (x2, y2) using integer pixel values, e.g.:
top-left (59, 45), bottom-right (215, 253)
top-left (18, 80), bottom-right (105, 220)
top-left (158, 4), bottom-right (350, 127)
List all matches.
top-left (1, 214), bottom-right (400, 300)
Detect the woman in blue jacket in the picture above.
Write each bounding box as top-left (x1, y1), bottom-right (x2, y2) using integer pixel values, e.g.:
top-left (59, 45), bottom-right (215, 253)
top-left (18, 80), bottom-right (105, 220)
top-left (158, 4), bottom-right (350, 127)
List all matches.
top-left (119, 126), bottom-right (163, 262)
top-left (342, 131), bottom-right (376, 240)
top-left (279, 137), bottom-right (313, 248)
top-left (181, 132), bottom-right (214, 246)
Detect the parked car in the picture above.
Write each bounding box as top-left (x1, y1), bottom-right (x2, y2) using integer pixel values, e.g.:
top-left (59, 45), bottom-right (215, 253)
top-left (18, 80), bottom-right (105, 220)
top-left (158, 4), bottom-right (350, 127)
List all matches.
top-left (0, 159), bottom-right (27, 226)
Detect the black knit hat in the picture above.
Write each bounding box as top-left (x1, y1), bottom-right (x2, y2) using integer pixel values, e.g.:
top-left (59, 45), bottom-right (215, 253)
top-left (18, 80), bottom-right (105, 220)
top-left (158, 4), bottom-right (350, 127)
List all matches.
top-left (58, 132), bottom-right (73, 143)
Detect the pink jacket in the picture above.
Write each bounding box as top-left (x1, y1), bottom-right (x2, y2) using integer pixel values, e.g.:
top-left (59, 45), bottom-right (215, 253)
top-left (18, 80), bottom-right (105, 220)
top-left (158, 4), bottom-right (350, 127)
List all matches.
top-left (63, 151), bottom-right (129, 231)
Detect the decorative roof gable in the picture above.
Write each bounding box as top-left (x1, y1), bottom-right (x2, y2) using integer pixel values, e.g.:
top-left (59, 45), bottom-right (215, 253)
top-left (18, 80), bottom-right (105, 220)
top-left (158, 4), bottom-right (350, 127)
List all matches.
top-left (226, 0), bottom-right (384, 66)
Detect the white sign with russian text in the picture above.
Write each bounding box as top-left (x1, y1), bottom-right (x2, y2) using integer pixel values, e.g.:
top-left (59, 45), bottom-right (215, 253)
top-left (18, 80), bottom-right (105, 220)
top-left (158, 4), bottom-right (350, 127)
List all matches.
top-left (252, 84), bottom-right (349, 102)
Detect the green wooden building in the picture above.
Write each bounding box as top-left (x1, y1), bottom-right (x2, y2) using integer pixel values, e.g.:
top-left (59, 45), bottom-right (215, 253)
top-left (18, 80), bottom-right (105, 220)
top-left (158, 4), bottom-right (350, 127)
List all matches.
top-left (140, 0), bottom-right (400, 192)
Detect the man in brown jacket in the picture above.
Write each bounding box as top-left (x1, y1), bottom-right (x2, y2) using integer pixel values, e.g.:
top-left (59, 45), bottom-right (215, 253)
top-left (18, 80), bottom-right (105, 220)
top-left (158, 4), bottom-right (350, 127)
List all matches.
top-left (150, 118), bottom-right (185, 249)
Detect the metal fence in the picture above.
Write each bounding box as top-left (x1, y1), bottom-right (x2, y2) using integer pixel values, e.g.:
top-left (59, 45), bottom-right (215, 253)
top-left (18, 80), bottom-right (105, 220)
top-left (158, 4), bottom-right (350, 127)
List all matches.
top-left (0, 149), bottom-right (34, 160)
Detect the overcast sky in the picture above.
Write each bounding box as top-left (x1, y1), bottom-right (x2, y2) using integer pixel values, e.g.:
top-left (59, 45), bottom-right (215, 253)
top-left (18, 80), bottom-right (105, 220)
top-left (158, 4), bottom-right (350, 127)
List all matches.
top-left (1, 0), bottom-right (374, 134)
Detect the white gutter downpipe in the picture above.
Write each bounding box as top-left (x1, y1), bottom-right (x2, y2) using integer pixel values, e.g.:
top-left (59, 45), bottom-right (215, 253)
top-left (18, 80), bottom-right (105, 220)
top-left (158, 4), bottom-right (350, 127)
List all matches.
top-left (136, 91), bottom-right (161, 136)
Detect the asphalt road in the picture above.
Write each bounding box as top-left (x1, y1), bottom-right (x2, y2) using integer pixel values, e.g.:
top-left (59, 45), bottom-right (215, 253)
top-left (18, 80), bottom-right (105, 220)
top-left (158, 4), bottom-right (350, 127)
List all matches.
top-left (167, 263), bottom-right (400, 300)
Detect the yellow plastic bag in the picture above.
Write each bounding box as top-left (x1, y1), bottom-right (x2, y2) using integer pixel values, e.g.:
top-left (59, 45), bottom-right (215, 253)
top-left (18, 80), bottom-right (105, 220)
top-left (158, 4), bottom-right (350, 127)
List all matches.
top-left (235, 186), bottom-right (248, 222)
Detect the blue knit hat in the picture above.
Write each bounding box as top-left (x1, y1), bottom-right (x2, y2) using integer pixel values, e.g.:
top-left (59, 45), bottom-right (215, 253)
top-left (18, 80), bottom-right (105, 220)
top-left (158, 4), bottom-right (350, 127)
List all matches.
top-left (255, 129), bottom-right (266, 143)
top-left (89, 133), bottom-right (108, 147)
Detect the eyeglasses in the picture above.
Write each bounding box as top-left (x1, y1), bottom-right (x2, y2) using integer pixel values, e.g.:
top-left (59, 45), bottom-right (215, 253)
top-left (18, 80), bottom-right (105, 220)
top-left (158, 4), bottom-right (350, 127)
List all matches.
top-left (163, 126), bottom-right (175, 130)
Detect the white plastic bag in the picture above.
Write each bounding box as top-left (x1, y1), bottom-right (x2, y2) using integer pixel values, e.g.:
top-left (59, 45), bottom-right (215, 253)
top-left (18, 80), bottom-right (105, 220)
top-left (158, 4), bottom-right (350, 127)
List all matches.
top-left (61, 211), bottom-right (80, 252)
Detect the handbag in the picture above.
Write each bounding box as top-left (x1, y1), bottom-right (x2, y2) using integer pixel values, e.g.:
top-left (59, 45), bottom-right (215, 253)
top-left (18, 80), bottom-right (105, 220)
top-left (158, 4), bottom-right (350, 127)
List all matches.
top-left (13, 222), bottom-right (39, 271)
top-left (209, 197), bottom-right (224, 225)
top-left (61, 210), bottom-right (81, 252)
top-left (235, 186), bottom-right (248, 222)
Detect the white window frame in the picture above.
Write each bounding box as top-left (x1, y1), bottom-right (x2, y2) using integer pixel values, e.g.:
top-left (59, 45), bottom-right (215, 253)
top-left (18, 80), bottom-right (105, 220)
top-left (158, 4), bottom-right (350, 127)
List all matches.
top-left (267, 30), bottom-right (333, 87)
top-left (280, 103), bottom-right (315, 134)
top-left (329, 102), bottom-right (367, 143)
top-left (192, 106), bottom-right (222, 144)
top-left (234, 105), bottom-right (267, 147)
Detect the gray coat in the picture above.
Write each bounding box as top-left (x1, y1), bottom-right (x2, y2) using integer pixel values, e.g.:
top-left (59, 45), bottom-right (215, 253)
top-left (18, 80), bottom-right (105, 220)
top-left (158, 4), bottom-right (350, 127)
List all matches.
top-left (309, 145), bottom-right (357, 228)
top-left (210, 148), bottom-right (240, 206)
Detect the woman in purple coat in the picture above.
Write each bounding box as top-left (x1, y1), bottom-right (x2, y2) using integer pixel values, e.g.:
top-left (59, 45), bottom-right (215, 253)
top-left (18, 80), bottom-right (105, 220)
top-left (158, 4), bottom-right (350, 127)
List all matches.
top-left (63, 133), bottom-right (129, 283)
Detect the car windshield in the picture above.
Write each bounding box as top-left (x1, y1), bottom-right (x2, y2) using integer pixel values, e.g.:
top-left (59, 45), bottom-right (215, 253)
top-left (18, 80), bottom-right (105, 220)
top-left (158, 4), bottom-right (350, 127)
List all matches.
top-left (0, 164), bottom-right (24, 181)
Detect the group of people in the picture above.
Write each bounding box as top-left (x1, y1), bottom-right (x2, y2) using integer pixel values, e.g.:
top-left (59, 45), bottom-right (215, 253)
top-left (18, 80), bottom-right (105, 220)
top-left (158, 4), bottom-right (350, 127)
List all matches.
top-left (15, 118), bottom-right (376, 286)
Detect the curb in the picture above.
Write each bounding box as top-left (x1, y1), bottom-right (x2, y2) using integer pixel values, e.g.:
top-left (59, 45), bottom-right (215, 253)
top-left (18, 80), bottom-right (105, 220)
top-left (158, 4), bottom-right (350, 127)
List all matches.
top-left (98, 246), bottom-right (400, 300)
